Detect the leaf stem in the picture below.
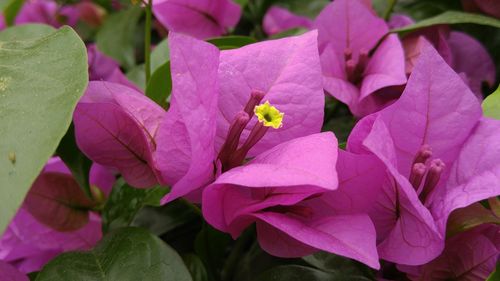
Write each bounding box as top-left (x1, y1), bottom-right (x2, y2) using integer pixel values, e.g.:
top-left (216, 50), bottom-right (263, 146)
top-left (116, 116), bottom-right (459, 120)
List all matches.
top-left (145, 0), bottom-right (153, 83)
top-left (384, 0), bottom-right (397, 21)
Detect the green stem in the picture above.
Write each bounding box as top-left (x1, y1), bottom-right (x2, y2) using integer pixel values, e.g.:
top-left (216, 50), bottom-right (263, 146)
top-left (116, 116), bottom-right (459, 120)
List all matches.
top-left (384, 0), bottom-right (397, 21)
top-left (145, 0), bottom-right (153, 83)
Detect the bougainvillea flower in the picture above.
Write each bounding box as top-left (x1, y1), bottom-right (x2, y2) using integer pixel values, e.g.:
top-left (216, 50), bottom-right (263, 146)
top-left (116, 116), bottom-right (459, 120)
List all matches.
top-left (0, 261), bottom-right (28, 281)
top-left (216, 31), bottom-right (324, 156)
top-left (0, 0), bottom-right (81, 30)
top-left (389, 15), bottom-right (496, 99)
top-left (158, 30), bottom-right (324, 202)
top-left (0, 157), bottom-right (109, 273)
top-left (399, 224), bottom-right (500, 280)
top-left (152, 0), bottom-right (242, 39)
top-left (315, 0), bottom-right (406, 117)
top-left (74, 81), bottom-right (165, 188)
top-left (462, 0), bottom-right (500, 18)
top-left (343, 42), bottom-right (500, 265)
top-left (87, 44), bottom-right (140, 91)
top-left (263, 6), bottom-right (313, 35)
top-left (203, 133), bottom-right (380, 268)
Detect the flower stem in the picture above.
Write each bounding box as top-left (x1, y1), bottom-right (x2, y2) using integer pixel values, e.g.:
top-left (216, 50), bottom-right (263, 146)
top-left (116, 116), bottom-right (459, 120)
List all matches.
top-left (145, 0), bottom-right (153, 83)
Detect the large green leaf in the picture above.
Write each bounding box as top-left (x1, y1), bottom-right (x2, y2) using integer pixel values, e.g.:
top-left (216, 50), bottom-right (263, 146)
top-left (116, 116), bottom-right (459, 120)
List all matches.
top-left (0, 23), bottom-right (54, 41)
top-left (483, 85), bottom-right (500, 119)
top-left (35, 227), bottom-right (193, 281)
top-left (0, 26), bottom-right (88, 233)
top-left (95, 5), bottom-right (142, 69)
top-left (101, 178), bottom-right (169, 233)
top-left (303, 252), bottom-right (374, 279)
top-left (183, 254), bottom-right (209, 281)
top-left (392, 11), bottom-right (500, 35)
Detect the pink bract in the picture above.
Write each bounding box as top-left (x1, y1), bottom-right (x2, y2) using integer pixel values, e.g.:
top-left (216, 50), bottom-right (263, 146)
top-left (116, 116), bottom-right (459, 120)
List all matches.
top-left (152, 0), bottom-right (242, 39)
top-left (263, 6), bottom-right (313, 35)
top-left (342, 41), bottom-right (500, 265)
top-left (315, 0), bottom-right (407, 117)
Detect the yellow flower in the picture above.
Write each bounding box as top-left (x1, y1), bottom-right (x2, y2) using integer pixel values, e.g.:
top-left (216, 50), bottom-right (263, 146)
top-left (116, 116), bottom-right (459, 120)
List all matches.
top-left (254, 101), bottom-right (284, 129)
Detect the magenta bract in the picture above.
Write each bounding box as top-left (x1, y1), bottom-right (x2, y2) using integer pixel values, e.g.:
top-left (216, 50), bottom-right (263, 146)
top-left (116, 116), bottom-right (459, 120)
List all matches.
top-left (342, 41), bottom-right (500, 265)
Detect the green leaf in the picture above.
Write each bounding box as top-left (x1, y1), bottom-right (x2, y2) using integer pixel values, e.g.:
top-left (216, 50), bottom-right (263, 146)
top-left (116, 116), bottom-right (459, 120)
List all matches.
top-left (255, 265), bottom-right (372, 281)
top-left (0, 23), bottom-right (54, 41)
top-left (269, 28), bottom-right (308, 39)
top-left (0, 26), bottom-right (88, 233)
top-left (35, 227), bottom-right (193, 281)
top-left (303, 252), bottom-right (374, 279)
top-left (132, 200), bottom-right (200, 236)
top-left (207, 35), bottom-right (257, 50)
top-left (446, 203), bottom-right (500, 238)
top-left (183, 254), bottom-right (209, 281)
top-left (126, 63), bottom-right (146, 90)
top-left (194, 224), bottom-right (232, 281)
top-left (392, 11), bottom-right (500, 35)
top-left (483, 85), bottom-right (500, 119)
top-left (151, 38), bottom-right (169, 72)
top-left (96, 5), bottom-right (142, 69)
top-left (101, 178), bottom-right (169, 233)
top-left (56, 123), bottom-right (92, 197)
top-left (2, 0), bottom-right (25, 26)
top-left (146, 61), bottom-right (171, 109)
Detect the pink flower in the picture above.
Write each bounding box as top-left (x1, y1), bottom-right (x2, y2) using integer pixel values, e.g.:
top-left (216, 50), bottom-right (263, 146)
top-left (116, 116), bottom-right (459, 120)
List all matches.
top-left (152, 0), bottom-right (242, 39)
top-left (263, 6), bottom-right (313, 35)
top-left (0, 260), bottom-right (28, 281)
top-left (0, 0), bottom-right (80, 30)
top-left (389, 15), bottom-right (496, 99)
top-left (315, 0), bottom-right (407, 117)
top-left (87, 44), bottom-right (141, 91)
top-left (340, 41), bottom-right (500, 265)
top-left (202, 133), bottom-right (380, 268)
top-left (0, 157), bottom-right (112, 273)
top-left (399, 224), bottom-right (500, 280)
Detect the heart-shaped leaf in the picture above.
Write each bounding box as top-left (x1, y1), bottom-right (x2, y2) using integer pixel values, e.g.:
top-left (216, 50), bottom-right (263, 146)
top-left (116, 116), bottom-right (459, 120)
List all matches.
top-left (0, 24), bottom-right (54, 41)
top-left (35, 227), bottom-right (193, 281)
top-left (0, 26), bottom-right (88, 233)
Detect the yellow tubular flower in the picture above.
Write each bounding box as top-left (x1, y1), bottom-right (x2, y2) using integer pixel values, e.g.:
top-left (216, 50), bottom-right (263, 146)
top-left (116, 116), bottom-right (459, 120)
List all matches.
top-left (254, 101), bottom-right (284, 129)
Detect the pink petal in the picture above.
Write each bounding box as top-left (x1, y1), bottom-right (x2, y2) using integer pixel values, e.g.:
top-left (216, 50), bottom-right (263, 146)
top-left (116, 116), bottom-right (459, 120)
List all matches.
top-left (89, 164), bottom-right (116, 196)
top-left (322, 150), bottom-right (386, 214)
top-left (375, 40), bottom-right (482, 176)
top-left (74, 82), bottom-right (164, 188)
top-left (0, 260), bottom-right (28, 281)
top-left (401, 224), bottom-right (500, 280)
top-left (214, 132), bottom-right (338, 189)
top-left (431, 118), bottom-right (500, 232)
top-left (254, 211), bottom-right (380, 269)
top-left (153, 0), bottom-right (241, 39)
top-left (448, 31), bottom-right (496, 98)
top-left (87, 44), bottom-right (140, 91)
top-left (360, 34), bottom-right (406, 101)
top-left (0, 209), bottom-right (101, 273)
top-left (216, 31), bottom-right (324, 156)
top-left (315, 0), bottom-right (388, 54)
top-left (263, 6), bottom-right (313, 35)
top-left (202, 132), bottom-right (339, 233)
top-left (363, 118), bottom-right (443, 265)
top-left (154, 32), bottom-right (220, 203)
